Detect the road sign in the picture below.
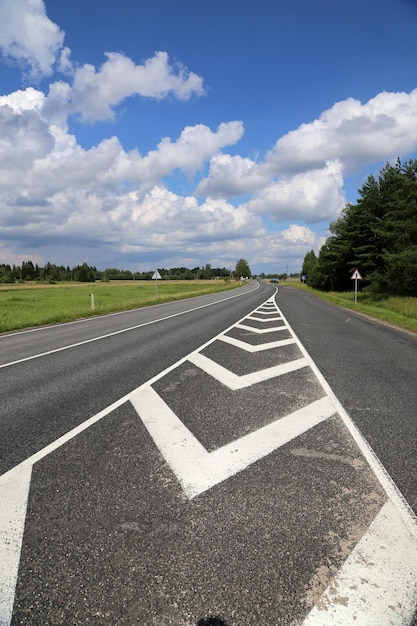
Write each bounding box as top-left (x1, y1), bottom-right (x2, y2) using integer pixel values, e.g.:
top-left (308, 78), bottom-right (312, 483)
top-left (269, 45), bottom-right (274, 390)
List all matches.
top-left (152, 271), bottom-right (162, 280)
top-left (351, 269), bottom-right (362, 303)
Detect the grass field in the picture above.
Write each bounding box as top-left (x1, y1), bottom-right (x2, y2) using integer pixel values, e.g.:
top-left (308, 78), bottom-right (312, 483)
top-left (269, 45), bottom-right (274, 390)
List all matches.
top-left (286, 280), bottom-right (417, 335)
top-left (2, 278), bottom-right (417, 336)
top-left (0, 280), bottom-right (240, 333)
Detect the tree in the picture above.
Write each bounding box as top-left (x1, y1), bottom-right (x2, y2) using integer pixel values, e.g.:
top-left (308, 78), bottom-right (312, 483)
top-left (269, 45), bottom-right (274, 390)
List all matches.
top-left (301, 250), bottom-right (318, 282)
top-left (311, 158), bottom-right (417, 295)
top-left (235, 258), bottom-right (251, 278)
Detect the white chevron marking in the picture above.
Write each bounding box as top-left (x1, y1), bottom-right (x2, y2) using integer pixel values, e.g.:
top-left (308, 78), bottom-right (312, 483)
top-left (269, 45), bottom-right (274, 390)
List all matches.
top-left (130, 387), bottom-right (336, 499)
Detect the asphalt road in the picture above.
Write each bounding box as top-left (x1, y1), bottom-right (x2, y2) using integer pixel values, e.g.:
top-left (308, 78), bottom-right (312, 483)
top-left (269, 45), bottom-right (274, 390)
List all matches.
top-left (276, 285), bottom-right (417, 515)
top-left (0, 281), bottom-right (266, 475)
top-left (1, 281), bottom-right (417, 625)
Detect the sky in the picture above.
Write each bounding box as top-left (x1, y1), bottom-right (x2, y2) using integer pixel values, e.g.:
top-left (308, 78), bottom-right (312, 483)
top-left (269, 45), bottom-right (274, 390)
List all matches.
top-left (1, 0), bottom-right (417, 275)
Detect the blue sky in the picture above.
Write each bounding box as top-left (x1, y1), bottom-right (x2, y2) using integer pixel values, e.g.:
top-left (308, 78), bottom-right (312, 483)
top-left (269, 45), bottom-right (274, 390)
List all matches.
top-left (1, 0), bottom-right (417, 275)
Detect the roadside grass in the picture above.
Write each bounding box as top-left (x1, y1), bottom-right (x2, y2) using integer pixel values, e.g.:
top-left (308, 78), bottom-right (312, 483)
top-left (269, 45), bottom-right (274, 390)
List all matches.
top-left (0, 280), bottom-right (240, 333)
top-left (284, 279), bottom-right (417, 334)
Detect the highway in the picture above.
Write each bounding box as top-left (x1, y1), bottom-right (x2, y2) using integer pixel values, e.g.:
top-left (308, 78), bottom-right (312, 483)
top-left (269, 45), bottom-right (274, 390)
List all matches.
top-left (1, 281), bottom-right (417, 625)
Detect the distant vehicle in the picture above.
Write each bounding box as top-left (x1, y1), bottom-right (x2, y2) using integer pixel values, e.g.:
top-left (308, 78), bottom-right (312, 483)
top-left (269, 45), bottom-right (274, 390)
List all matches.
top-left (269, 278), bottom-right (279, 283)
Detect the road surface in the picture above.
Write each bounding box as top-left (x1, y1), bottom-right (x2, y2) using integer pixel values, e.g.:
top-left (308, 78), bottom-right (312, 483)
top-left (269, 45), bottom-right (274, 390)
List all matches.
top-left (1, 281), bottom-right (417, 625)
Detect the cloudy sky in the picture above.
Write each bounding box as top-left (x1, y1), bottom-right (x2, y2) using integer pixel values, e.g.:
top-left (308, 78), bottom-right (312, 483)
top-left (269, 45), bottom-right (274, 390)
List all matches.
top-left (1, 0), bottom-right (417, 275)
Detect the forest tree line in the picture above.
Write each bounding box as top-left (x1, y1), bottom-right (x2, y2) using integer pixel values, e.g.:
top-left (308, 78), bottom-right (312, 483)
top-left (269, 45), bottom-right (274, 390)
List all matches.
top-left (301, 158), bottom-right (417, 296)
top-left (0, 259), bottom-right (252, 284)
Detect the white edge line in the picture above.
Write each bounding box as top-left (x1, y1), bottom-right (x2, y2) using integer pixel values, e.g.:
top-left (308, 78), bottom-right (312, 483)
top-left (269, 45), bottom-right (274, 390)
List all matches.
top-left (0, 282), bottom-right (260, 369)
top-left (0, 466), bottom-right (32, 626)
top-left (274, 296), bottom-right (417, 539)
top-left (0, 285), bottom-right (273, 625)
top-left (0, 392), bottom-right (132, 488)
top-left (0, 283), bottom-right (271, 487)
top-left (0, 282), bottom-right (261, 340)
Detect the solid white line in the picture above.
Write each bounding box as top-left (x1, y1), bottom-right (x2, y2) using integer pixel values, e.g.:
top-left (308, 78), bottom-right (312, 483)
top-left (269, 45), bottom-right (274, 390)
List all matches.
top-left (0, 467), bottom-right (32, 626)
top-left (274, 300), bottom-right (417, 539)
top-left (219, 334), bottom-right (296, 352)
top-left (0, 282), bottom-right (261, 340)
top-left (0, 393), bottom-right (132, 487)
top-left (0, 284), bottom-right (271, 486)
top-left (130, 386), bottom-right (336, 499)
top-left (302, 500), bottom-right (417, 625)
top-left (0, 284), bottom-right (259, 370)
top-left (188, 352), bottom-right (308, 390)
top-left (0, 285), bottom-right (272, 625)
top-left (273, 296), bottom-right (417, 623)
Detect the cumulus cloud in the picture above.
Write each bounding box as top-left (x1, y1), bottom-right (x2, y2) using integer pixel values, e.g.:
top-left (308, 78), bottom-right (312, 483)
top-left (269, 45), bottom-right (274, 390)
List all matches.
top-left (0, 90), bottom-right (248, 257)
top-left (241, 160), bottom-right (346, 224)
top-left (3, 1), bottom-right (417, 274)
top-left (136, 122), bottom-right (244, 180)
top-left (266, 89), bottom-right (417, 174)
top-left (0, 0), bottom-right (64, 79)
top-left (281, 224), bottom-right (317, 245)
top-left (196, 153), bottom-right (268, 198)
top-left (69, 51), bottom-right (205, 122)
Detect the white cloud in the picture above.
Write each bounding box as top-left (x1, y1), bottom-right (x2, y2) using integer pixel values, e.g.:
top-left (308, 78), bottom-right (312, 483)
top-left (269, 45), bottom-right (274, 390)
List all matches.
top-left (0, 0), bottom-right (64, 79)
top-left (136, 122), bottom-right (244, 180)
top-left (3, 0), bottom-right (417, 274)
top-left (244, 160), bottom-right (346, 223)
top-left (0, 89), bottom-right (250, 263)
top-left (281, 224), bottom-right (317, 245)
top-left (267, 89), bottom-right (417, 174)
top-left (69, 51), bottom-right (205, 122)
top-left (0, 88), bottom-right (53, 188)
top-left (196, 153), bottom-right (268, 198)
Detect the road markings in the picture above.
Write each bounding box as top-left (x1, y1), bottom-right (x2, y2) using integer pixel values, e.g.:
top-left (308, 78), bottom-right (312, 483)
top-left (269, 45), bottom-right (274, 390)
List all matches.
top-left (235, 321), bottom-right (287, 333)
top-left (0, 282), bottom-right (260, 369)
top-left (0, 467), bottom-right (32, 626)
top-left (130, 386), bottom-right (336, 499)
top-left (188, 351), bottom-right (308, 390)
top-left (219, 333), bottom-right (296, 351)
top-left (2, 292), bottom-right (417, 624)
top-left (131, 295), bottom-right (417, 623)
top-left (246, 313), bottom-right (283, 322)
top-left (302, 500), bottom-right (417, 625)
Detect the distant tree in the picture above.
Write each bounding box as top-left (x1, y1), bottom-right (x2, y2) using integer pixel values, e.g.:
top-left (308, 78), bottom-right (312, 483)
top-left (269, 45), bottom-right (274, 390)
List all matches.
top-left (301, 250), bottom-right (318, 282)
top-left (200, 264), bottom-right (214, 279)
top-left (235, 258), bottom-right (251, 278)
top-left (76, 262), bottom-right (95, 282)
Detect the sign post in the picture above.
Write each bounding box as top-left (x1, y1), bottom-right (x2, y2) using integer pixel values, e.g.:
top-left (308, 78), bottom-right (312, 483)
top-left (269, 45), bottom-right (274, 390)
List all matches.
top-left (152, 270), bottom-right (162, 298)
top-left (350, 269), bottom-right (362, 303)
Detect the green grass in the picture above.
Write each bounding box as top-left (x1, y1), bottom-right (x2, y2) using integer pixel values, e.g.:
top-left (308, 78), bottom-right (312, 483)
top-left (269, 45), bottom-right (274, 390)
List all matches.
top-left (0, 280), bottom-right (240, 333)
top-left (285, 280), bottom-right (417, 334)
